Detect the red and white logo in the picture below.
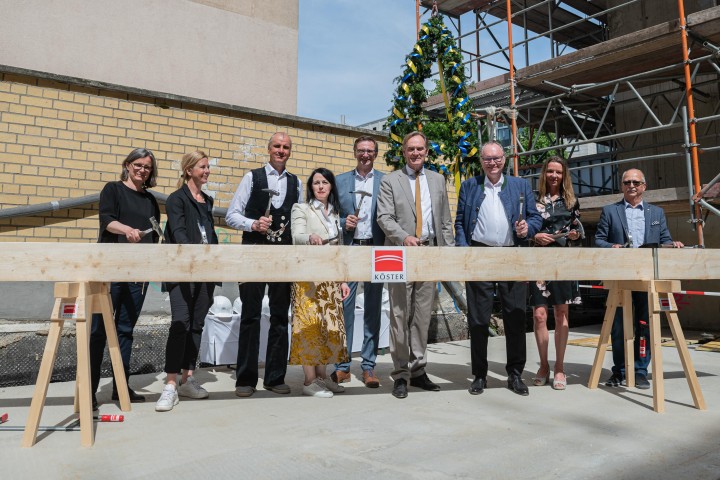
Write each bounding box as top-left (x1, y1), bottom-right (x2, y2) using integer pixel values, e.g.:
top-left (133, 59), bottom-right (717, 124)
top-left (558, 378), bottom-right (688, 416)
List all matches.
top-left (60, 303), bottom-right (78, 319)
top-left (372, 247), bottom-right (406, 283)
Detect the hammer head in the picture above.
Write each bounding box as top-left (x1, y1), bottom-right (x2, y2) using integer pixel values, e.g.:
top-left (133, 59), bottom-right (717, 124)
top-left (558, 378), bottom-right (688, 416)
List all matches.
top-left (149, 216), bottom-right (163, 237)
top-left (350, 190), bottom-right (372, 199)
top-left (262, 188), bottom-right (280, 197)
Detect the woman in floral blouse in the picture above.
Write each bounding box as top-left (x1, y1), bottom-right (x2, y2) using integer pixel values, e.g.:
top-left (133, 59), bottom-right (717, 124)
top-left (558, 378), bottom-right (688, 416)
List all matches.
top-left (530, 156), bottom-right (583, 390)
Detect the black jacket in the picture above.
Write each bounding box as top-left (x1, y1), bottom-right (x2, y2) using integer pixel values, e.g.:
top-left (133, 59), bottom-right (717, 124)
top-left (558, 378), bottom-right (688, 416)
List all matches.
top-left (164, 184), bottom-right (219, 245)
top-left (163, 184), bottom-right (219, 291)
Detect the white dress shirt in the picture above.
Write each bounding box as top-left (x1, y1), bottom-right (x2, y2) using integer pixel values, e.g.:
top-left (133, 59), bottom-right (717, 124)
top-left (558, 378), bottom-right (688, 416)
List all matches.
top-left (353, 168), bottom-right (375, 240)
top-left (312, 199), bottom-right (340, 239)
top-left (405, 165), bottom-right (434, 241)
top-left (225, 163), bottom-right (303, 232)
top-left (472, 174), bottom-right (513, 246)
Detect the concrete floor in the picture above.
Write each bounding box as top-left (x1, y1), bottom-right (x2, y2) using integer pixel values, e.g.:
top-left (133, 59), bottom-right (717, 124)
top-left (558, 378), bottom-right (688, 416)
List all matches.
top-left (1, 326), bottom-right (719, 480)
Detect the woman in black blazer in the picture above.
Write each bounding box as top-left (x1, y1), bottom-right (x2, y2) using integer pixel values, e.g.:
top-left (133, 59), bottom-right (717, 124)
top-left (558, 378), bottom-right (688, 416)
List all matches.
top-left (156, 150), bottom-right (219, 412)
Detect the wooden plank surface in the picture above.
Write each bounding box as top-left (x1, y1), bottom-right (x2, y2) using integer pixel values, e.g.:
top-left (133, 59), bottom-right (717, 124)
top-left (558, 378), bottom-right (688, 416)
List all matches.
top-left (0, 243), bottom-right (664, 283)
top-left (656, 249), bottom-right (720, 280)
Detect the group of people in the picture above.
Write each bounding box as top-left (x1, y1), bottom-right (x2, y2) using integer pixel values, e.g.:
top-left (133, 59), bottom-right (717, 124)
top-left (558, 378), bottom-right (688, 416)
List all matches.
top-left (88, 130), bottom-right (682, 412)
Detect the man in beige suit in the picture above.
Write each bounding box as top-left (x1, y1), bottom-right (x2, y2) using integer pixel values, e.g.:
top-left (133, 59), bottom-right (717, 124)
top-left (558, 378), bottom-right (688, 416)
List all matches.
top-left (377, 131), bottom-right (455, 399)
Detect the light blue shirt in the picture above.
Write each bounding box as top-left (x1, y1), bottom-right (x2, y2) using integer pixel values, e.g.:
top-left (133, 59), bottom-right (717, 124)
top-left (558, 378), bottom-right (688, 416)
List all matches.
top-left (624, 201), bottom-right (645, 248)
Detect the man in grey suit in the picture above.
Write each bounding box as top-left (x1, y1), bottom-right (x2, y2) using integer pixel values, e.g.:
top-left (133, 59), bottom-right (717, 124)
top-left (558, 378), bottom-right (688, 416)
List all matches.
top-left (332, 136), bottom-right (385, 388)
top-left (377, 131), bottom-right (455, 399)
top-left (595, 168), bottom-right (683, 389)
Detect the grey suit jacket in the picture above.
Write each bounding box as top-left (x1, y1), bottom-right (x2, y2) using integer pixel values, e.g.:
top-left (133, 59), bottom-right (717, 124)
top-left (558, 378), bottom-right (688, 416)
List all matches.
top-left (376, 168), bottom-right (455, 247)
top-left (336, 169), bottom-right (385, 246)
top-left (595, 200), bottom-right (673, 247)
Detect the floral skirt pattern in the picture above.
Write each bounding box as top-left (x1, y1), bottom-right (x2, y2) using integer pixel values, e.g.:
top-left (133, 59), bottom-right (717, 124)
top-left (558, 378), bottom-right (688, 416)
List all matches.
top-left (529, 280), bottom-right (582, 307)
top-left (289, 281), bottom-right (349, 366)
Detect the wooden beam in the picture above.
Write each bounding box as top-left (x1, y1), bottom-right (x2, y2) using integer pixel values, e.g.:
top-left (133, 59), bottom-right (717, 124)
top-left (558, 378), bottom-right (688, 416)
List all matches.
top-left (657, 249), bottom-right (720, 280)
top-left (0, 243), bottom-right (669, 283)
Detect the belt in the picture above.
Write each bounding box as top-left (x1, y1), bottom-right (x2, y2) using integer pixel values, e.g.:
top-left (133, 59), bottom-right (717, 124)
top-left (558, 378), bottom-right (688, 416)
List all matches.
top-left (470, 240), bottom-right (493, 247)
top-left (419, 238), bottom-right (437, 246)
top-left (352, 238), bottom-right (374, 246)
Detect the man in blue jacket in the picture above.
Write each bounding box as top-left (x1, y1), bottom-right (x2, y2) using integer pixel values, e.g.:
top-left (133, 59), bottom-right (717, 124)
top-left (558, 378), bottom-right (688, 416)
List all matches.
top-left (332, 136), bottom-right (385, 388)
top-left (595, 168), bottom-right (683, 389)
top-left (455, 141), bottom-right (542, 396)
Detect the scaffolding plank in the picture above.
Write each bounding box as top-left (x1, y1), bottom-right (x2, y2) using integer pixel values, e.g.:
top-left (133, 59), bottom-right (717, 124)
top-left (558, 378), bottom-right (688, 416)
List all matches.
top-left (421, 0), bottom-right (493, 17)
top-left (422, 0), bottom-right (606, 49)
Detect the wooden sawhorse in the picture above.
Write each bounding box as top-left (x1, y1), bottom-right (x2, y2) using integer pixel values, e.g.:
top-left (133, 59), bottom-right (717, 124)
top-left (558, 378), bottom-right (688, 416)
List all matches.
top-left (587, 280), bottom-right (706, 413)
top-left (21, 282), bottom-right (131, 447)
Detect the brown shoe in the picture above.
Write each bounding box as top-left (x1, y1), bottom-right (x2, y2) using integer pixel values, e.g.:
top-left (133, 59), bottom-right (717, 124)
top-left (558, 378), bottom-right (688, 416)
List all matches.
top-left (331, 370), bottom-right (351, 384)
top-left (362, 370), bottom-right (380, 388)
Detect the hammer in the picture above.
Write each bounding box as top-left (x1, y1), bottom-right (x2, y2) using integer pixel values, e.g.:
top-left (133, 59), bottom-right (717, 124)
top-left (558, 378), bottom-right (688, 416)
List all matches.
top-left (262, 188), bottom-right (280, 217)
top-left (350, 190), bottom-right (372, 216)
top-left (140, 216), bottom-right (163, 243)
top-left (149, 216), bottom-right (163, 244)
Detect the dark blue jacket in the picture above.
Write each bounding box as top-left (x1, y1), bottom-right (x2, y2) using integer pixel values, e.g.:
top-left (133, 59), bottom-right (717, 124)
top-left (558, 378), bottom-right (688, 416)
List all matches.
top-left (454, 174), bottom-right (542, 247)
top-left (595, 200), bottom-right (673, 248)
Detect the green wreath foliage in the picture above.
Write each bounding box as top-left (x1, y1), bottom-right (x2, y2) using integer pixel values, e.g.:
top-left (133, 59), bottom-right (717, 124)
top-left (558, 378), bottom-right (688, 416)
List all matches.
top-left (384, 14), bottom-right (480, 177)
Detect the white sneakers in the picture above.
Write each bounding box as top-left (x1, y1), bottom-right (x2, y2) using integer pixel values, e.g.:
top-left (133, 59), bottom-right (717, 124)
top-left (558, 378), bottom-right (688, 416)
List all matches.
top-left (321, 377), bottom-right (345, 394)
top-left (303, 379), bottom-right (333, 398)
top-left (302, 378), bottom-right (345, 398)
top-left (155, 384), bottom-right (179, 412)
top-left (178, 376), bottom-right (209, 399)
top-left (156, 377), bottom-right (208, 412)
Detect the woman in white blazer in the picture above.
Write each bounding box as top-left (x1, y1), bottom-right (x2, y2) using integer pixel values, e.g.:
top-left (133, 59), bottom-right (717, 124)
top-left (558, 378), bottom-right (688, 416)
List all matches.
top-left (290, 168), bottom-right (350, 398)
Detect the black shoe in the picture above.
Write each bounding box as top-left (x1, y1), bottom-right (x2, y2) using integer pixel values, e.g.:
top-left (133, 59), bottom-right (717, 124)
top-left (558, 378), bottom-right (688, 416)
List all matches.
top-left (635, 374), bottom-right (651, 390)
top-left (604, 372), bottom-right (624, 387)
top-left (112, 388), bottom-right (146, 403)
top-left (392, 379), bottom-right (408, 399)
top-left (469, 377), bottom-right (487, 395)
top-left (409, 373), bottom-right (441, 391)
top-left (507, 374), bottom-right (529, 396)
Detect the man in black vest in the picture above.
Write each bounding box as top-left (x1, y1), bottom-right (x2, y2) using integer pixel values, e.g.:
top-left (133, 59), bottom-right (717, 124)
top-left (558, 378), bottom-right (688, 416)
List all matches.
top-left (226, 132), bottom-right (302, 397)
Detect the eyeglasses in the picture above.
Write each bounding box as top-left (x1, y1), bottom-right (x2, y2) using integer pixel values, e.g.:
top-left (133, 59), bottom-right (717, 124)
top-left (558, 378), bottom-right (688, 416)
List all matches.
top-left (355, 149), bottom-right (377, 156)
top-left (481, 156), bottom-right (504, 164)
top-left (130, 163), bottom-right (153, 172)
top-left (622, 180), bottom-right (645, 186)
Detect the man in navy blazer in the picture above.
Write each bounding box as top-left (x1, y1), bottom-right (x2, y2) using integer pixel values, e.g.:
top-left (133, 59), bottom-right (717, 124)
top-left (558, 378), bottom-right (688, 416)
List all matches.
top-left (455, 141), bottom-right (542, 396)
top-left (332, 136), bottom-right (386, 388)
top-left (595, 168), bottom-right (683, 389)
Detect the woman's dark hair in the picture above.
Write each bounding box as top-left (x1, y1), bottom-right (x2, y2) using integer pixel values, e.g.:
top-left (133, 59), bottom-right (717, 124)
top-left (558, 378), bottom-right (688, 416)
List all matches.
top-left (120, 148), bottom-right (158, 188)
top-left (306, 167), bottom-right (340, 213)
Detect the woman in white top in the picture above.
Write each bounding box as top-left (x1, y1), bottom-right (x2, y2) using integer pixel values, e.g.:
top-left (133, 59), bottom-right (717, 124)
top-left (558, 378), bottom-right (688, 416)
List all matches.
top-left (290, 168), bottom-right (350, 397)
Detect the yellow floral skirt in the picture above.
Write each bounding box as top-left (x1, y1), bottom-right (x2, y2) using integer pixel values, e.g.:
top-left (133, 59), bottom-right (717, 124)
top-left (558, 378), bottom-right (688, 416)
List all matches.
top-left (289, 281), bottom-right (349, 366)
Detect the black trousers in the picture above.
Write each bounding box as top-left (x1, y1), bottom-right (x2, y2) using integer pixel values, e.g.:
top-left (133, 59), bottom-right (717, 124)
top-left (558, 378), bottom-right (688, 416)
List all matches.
top-left (235, 282), bottom-right (290, 388)
top-left (90, 282), bottom-right (147, 394)
top-left (466, 280), bottom-right (528, 378)
top-left (164, 282), bottom-right (215, 374)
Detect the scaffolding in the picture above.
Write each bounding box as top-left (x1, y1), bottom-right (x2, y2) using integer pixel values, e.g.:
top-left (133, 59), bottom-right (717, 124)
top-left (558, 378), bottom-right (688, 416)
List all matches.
top-left (418, 0), bottom-right (720, 247)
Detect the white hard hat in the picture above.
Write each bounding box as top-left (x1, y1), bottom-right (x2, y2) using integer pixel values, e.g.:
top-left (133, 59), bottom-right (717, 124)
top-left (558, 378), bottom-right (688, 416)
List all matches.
top-left (232, 297), bottom-right (242, 314)
top-left (209, 296), bottom-right (233, 319)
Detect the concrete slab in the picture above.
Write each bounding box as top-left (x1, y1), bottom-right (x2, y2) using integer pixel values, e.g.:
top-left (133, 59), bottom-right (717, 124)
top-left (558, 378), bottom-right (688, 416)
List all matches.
top-left (1, 327), bottom-right (719, 479)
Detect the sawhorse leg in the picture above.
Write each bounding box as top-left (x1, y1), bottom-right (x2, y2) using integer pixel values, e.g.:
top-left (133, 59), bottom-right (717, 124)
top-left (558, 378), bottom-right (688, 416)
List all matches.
top-left (21, 299), bottom-right (64, 447)
top-left (648, 286), bottom-right (706, 411)
top-left (588, 285), bottom-right (621, 388)
top-left (72, 283), bottom-right (130, 413)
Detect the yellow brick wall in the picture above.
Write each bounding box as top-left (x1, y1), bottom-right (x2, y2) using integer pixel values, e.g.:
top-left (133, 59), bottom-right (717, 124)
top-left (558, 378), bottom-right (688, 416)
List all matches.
top-left (0, 72), bottom-right (459, 243)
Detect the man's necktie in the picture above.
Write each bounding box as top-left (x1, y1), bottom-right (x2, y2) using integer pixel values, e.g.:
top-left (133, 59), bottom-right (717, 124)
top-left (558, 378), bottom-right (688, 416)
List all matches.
top-left (415, 173), bottom-right (422, 239)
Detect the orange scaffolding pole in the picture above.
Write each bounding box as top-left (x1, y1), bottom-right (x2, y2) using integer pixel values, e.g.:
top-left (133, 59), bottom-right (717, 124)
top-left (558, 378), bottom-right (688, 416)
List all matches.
top-left (506, 0), bottom-right (519, 176)
top-left (677, 0), bottom-right (705, 247)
